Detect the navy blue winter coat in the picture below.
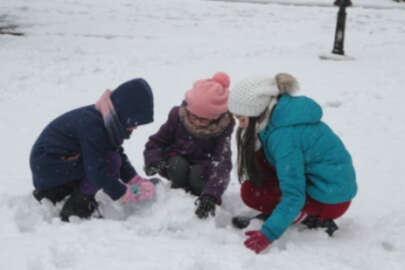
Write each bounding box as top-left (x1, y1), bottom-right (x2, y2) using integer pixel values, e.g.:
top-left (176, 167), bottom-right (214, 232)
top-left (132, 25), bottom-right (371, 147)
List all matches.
top-left (30, 78), bottom-right (154, 200)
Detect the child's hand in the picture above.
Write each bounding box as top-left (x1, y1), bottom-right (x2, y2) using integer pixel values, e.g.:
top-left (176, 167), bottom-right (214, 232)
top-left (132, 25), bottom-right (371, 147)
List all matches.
top-left (144, 161), bottom-right (167, 176)
top-left (244, 230), bottom-right (270, 254)
top-left (120, 176), bottom-right (156, 204)
top-left (195, 195), bottom-right (216, 219)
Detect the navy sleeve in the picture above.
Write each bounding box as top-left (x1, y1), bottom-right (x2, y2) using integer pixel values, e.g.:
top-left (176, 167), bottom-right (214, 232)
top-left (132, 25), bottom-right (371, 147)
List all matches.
top-left (80, 134), bottom-right (126, 200)
top-left (118, 147), bottom-right (137, 183)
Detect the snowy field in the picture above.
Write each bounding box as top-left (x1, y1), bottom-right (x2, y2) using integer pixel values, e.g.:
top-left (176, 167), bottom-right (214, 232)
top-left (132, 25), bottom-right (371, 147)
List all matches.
top-left (1, 0), bottom-right (405, 269)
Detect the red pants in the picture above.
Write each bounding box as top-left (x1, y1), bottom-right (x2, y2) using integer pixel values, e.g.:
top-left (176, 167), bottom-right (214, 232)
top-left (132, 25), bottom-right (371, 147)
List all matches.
top-left (241, 150), bottom-right (351, 221)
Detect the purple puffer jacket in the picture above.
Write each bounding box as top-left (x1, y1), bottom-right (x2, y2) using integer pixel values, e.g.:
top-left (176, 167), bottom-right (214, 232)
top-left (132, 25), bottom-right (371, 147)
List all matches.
top-left (144, 105), bottom-right (234, 202)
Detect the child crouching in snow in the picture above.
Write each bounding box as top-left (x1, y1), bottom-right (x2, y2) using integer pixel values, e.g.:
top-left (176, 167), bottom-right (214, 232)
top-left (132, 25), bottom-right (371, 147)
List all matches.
top-left (143, 72), bottom-right (235, 219)
top-left (228, 73), bottom-right (357, 253)
top-left (30, 78), bottom-right (157, 221)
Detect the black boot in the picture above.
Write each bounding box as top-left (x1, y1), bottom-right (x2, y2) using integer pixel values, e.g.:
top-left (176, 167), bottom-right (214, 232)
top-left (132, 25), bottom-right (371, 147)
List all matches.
top-left (60, 189), bottom-right (99, 222)
top-left (301, 215), bottom-right (320, 229)
top-left (33, 184), bottom-right (75, 204)
top-left (301, 215), bottom-right (339, 236)
top-left (319, 219), bottom-right (339, 236)
top-left (232, 213), bottom-right (269, 229)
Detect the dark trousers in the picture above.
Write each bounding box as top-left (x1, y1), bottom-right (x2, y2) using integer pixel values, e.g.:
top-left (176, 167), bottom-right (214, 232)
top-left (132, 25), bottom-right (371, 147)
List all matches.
top-left (32, 151), bottom-right (121, 196)
top-left (166, 155), bottom-right (205, 196)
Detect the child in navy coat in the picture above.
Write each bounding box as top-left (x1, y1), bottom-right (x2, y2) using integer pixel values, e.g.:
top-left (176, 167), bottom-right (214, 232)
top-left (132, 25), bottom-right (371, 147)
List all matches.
top-left (30, 78), bottom-right (156, 221)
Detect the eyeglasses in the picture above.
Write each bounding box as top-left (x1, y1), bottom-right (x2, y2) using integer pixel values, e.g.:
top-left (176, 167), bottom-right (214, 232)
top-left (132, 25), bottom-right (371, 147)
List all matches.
top-left (186, 110), bottom-right (213, 126)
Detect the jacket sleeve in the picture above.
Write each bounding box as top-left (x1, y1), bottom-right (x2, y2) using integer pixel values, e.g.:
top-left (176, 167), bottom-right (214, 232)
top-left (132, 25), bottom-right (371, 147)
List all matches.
top-left (201, 121), bottom-right (234, 203)
top-left (144, 107), bottom-right (178, 166)
top-left (118, 147), bottom-right (137, 183)
top-left (80, 134), bottom-right (126, 201)
top-left (261, 129), bottom-right (306, 242)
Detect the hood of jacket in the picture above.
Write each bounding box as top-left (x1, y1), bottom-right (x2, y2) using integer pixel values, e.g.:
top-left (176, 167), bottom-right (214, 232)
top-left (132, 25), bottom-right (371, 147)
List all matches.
top-left (110, 78), bottom-right (154, 128)
top-left (269, 94), bottom-right (322, 129)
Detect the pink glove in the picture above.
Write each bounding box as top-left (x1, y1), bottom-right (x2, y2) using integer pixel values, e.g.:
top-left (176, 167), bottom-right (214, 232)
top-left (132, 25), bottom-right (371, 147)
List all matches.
top-left (244, 230), bottom-right (270, 254)
top-left (121, 175), bottom-right (156, 204)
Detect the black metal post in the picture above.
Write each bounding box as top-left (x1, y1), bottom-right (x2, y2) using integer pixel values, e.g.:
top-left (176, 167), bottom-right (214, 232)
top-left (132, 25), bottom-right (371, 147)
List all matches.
top-left (332, 0), bottom-right (351, 55)
top-left (334, 0), bottom-right (352, 7)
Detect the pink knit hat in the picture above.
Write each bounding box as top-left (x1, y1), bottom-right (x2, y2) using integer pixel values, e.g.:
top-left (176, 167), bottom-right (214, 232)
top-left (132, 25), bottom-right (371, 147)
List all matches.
top-left (185, 72), bottom-right (230, 120)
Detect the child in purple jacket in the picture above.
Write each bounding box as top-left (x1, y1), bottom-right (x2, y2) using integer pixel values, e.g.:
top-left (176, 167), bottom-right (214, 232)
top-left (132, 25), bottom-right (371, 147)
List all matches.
top-left (143, 73), bottom-right (235, 219)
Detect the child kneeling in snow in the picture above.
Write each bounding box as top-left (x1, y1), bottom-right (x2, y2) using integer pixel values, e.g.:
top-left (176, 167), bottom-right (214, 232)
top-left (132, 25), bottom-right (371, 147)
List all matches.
top-left (229, 73), bottom-right (357, 253)
top-left (30, 78), bottom-right (157, 221)
top-left (143, 72), bottom-right (235, 219)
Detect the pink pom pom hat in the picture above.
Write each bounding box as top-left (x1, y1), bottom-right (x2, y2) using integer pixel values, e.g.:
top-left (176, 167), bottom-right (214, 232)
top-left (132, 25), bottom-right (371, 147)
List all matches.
top-left (185, 72), bottom-right (230, 120)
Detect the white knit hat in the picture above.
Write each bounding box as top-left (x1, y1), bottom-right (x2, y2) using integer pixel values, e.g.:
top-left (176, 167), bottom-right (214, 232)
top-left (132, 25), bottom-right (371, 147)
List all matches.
top-left (229, 73), bottom-right (299, 117)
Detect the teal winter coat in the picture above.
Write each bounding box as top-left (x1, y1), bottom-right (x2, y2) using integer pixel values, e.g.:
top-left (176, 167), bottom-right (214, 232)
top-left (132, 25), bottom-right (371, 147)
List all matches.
top-left (258, 94), bottom-right (357, 242)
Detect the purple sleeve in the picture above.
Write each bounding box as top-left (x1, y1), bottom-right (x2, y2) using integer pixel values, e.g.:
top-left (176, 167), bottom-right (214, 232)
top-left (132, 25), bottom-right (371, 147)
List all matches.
top-left (144, 107), bottom-right (178, 166)
top-left (202, 120), bottom-right (235, 203)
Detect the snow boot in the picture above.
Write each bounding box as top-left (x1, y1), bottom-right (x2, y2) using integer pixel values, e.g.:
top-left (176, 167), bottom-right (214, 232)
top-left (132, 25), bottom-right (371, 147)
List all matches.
top-left (232, 213), bottom-right (269, 229)
top-left (301, 215), bottom-right (339, 236)
top-left (319, 219), bottom-right (339, 236)
top-left (33, 183), bottom-right (75, 204)
top-left (301, 215), bottom-right (319, 229)
top-left (60, 189), bottom-right (99, 222)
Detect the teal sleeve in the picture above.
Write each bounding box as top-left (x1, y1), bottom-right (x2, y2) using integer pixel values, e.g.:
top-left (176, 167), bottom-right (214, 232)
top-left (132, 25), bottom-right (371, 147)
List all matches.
top-left (261, 132), bottom-right (306, 242)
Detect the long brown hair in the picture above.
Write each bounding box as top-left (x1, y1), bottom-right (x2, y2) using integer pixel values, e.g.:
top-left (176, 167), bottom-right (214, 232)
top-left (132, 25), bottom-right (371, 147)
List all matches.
top-left (235, 73), bottom-right (299, 187)
top-left (236, 116), bottom-right (268, 187)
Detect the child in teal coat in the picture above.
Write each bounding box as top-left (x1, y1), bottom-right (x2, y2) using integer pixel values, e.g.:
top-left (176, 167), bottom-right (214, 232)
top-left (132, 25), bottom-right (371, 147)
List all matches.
top-left (229, 73), bottom-right (357, 254)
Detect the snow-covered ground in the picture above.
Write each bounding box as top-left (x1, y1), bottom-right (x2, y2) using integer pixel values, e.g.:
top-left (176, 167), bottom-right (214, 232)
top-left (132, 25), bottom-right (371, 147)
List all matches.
top-left (1, 0), bottom-right (404, 269)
